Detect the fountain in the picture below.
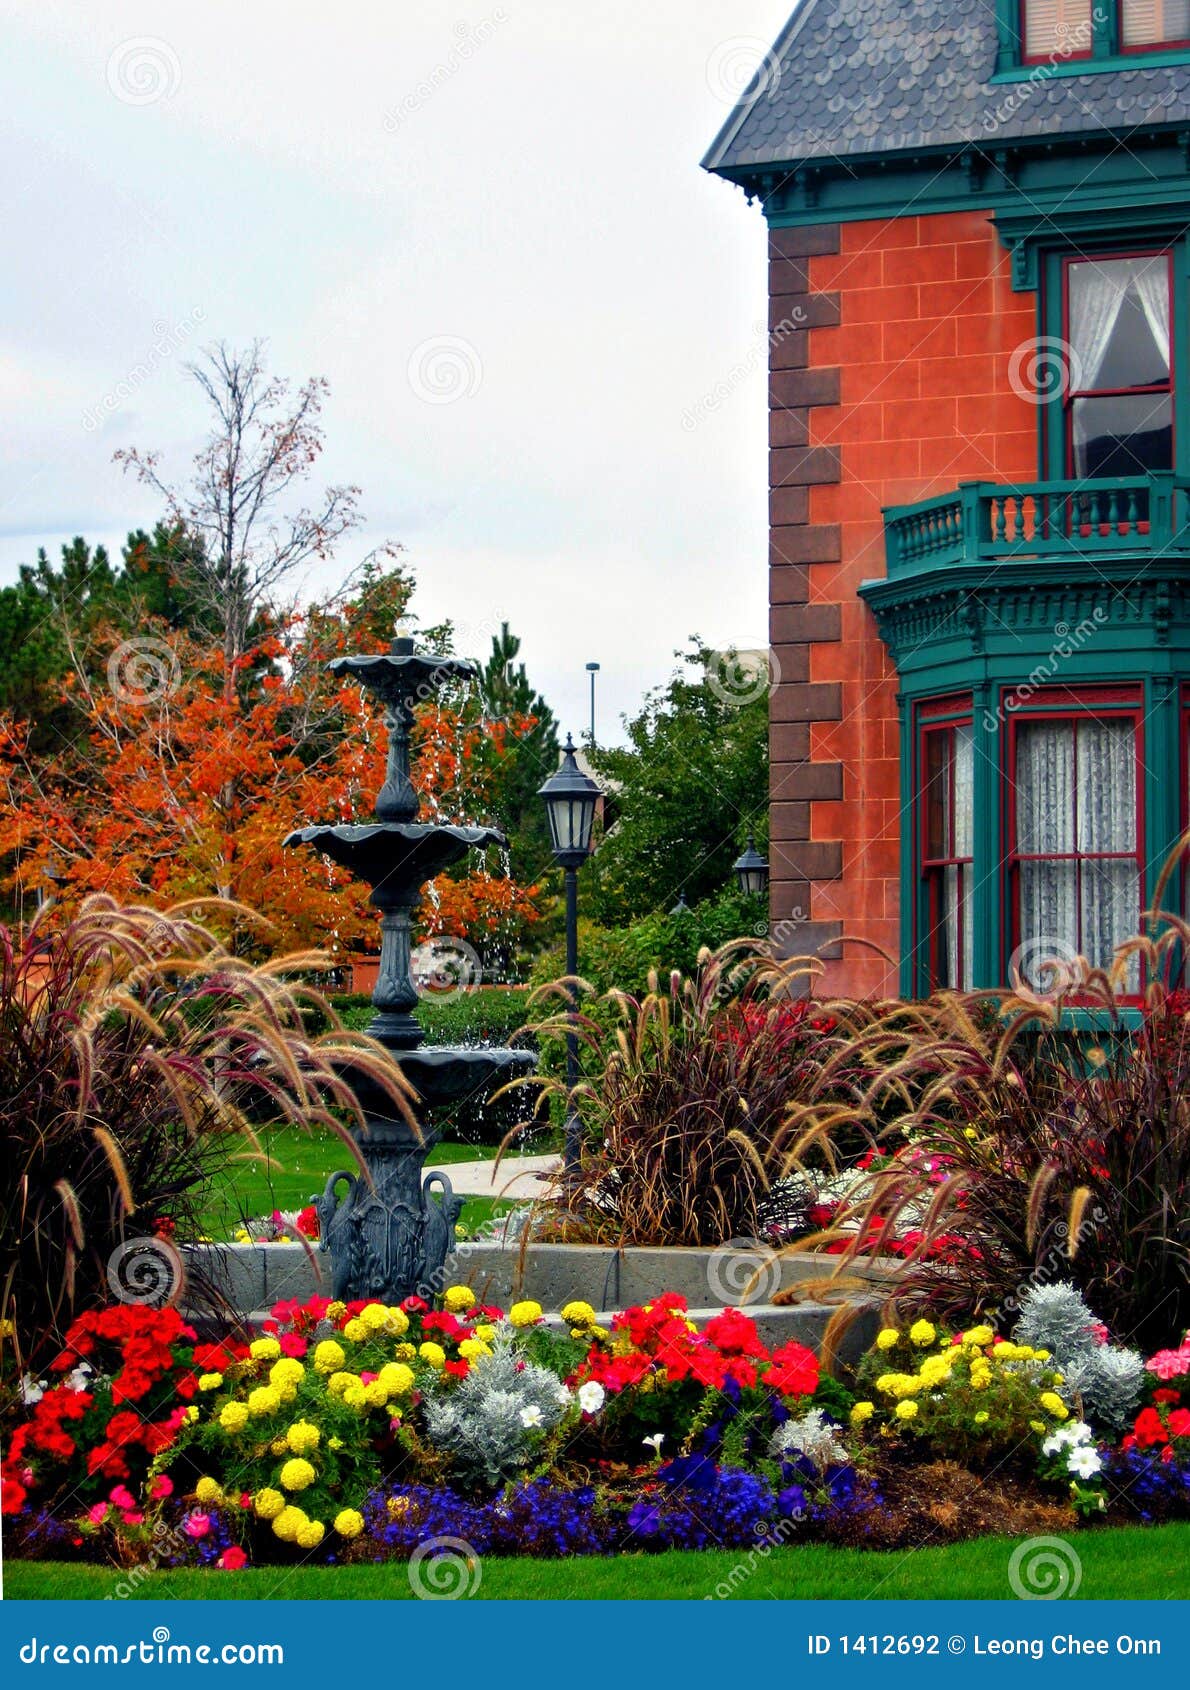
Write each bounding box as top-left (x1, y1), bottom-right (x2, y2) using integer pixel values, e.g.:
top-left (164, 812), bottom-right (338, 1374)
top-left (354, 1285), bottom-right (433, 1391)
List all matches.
top-left (285, 635), bottom-right (535, 1304)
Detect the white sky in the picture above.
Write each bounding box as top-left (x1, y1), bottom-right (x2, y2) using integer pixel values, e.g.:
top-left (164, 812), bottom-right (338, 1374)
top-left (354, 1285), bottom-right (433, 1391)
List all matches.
top-left (0, 0), bottom-right (793, 743)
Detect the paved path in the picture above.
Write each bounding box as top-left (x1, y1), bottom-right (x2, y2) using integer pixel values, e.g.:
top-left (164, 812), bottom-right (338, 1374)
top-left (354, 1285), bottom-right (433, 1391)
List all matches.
top-left (425, 1154), bottom-right (561, 1200)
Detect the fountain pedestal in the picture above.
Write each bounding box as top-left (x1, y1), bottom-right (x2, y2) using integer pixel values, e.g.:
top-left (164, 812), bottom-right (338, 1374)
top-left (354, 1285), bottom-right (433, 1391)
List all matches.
top-left (286, 637), bottom-right (534, 1303)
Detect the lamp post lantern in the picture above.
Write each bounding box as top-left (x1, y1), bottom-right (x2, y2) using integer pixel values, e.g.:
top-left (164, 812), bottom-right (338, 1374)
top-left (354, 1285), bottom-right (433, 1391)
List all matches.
top-left (539, 734), bottom-right (601, 1171)
top-left (733, 835), bottom-right (770, 898)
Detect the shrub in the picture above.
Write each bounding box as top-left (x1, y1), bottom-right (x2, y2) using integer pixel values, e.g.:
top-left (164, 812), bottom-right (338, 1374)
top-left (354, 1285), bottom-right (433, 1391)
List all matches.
top-left (0, 895), bottom-right (412, 1366)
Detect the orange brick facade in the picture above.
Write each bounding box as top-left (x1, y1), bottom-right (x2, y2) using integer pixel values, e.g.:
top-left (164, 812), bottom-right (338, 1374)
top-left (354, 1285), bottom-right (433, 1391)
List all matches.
top-left (769, 210), bottom-right (1039, 996)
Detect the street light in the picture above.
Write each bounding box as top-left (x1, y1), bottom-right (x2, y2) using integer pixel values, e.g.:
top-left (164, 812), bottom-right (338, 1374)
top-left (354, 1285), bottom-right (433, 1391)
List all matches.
top-left (732, 835), bottom-right (770, 897)
top-left (585, 661), bottom-right (600, 747)
top-left (539, 734), bottom-right (601, 1171)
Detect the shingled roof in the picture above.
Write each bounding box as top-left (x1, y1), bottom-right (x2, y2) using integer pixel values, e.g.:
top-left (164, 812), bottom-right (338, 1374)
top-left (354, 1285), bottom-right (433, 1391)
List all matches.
top-left (702, 0), bottom-right (1190, 175)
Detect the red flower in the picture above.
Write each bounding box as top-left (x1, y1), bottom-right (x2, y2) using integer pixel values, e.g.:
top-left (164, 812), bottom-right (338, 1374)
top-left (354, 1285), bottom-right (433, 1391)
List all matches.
top-left (1167, 1408), bottom-right (1190, 1440)
top-left (218, 1546), bottom-right (249, 1570)
top-left (703, 1309), bottom-right (768, 1360)
top-left (764, 1341), bottom-right (820, 1399)
top-left (1133, 1407), bottom-right (1169, 1448)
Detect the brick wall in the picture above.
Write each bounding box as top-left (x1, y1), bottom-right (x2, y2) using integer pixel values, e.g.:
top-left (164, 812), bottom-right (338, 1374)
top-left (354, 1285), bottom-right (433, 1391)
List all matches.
top-left (767, 208), bottom-right (1037, 996)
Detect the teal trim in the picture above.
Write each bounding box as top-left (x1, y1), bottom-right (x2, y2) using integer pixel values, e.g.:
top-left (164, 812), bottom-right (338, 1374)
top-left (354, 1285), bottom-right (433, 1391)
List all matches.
top-left (971, 678), bottom-right (1000, 994)
top-left (991, 0), bottom-right (1190, 75)
top-left (990, 46), bottom-right (1190, 77)
top-left (897, 690), bottom-right (916, 997)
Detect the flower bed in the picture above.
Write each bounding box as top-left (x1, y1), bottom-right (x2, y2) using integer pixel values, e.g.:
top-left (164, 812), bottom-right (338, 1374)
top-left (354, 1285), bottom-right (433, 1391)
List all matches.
top-left (4, 1281), bottom-right (1189, 1573)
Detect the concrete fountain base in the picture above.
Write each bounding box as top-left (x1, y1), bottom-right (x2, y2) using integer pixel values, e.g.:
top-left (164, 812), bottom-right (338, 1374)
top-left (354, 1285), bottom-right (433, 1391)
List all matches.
top-left (180, 1239), bottom-right (895, 1363)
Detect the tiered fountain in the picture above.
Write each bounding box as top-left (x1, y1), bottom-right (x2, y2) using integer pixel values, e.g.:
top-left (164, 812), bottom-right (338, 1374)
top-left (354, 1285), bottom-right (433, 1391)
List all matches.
top-left (285, 636), bottom-right (535, 1304)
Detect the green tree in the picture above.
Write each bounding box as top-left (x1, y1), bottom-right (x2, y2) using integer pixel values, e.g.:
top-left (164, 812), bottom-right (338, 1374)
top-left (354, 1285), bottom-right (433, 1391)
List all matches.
top-left (475, 622), bottom-right (559, 879)
top-left (586, 641), bottom-right (768, 927)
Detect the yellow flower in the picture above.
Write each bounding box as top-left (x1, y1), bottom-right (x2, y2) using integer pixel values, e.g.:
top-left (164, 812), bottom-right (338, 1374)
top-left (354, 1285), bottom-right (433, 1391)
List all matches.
top-left (364, 1380), bottom-right (390, 1408)
top-left (313, 1340), bottom-right (346, 1376)
top-left (253, 1488), bottom-right (285, 1521)
top-left (561, 1300), bottom-right (597, 1328)
top-left (1030, 1420), bottom-right (1046, 1434)
top-left (247, 1386), bottom-right (281, 1418)
top-left (963, 1325), bottom-right (994, 1348)
top-left (326, 1301), bottom-right (347, 1321)
top-left (457, 1339), bottom-right (491, 1363)
top-left (969, 1369), bottom-right (991, 1392)
top-left (386, 1306), bottom-right (410, 1335)
top-left (296, 1520), bottom-right (325, 1549)
top-left (184, 1406), bottom-right (199, 1423)
top-left (1039, 1391), bottom-right (1068, 1419)
top-left (992, 1340), bottom-right (1018, 1359)
top-left (377, 1362), bottom-right (415, 1396)
top-left (473, 1325), bottom-right (495, 1343)
top-left (249, 1336), bottom-right (281, 1362)
top-left (909, 1319), bottom-right (936, 1347)
top-left (328, 1436), bottom-right (344, 1451)
top-left (334, 1508), bottom-right (364, 1539)
top-left (270, 1359), bottom-right (305, 1392)
top-left (286, 1420), bottom-right (321, 1455)
top-left (194, 1476), bottom-right (222, 1504)
top-left (974, 1411), bottom-right (989, 1425)
top-left (850, 1401), bottom-right (875, 1425)
top-left (360, 1303), bottom-right (389, 1332)
top-left (387, 1496), bottom-right (409, 1518)
top-left (0, 1318), bottom-right (15, 1338)
top-left (875, 1372), bottom-right (901, 1395)
top-left (279, 1458), bottom-right (316, 1493)
top-left (272, 1506), bottom-right (306, 1542)
top-left (875, 1328), bottom-right (900, 1350)
top-left (343, 1385), bottom-right (368, 1410)
top-left (219, 1401), bottom-right (249, 1434)
top-left (342, 1318), bottom-right (368, 1343)
top-left (394, 1342), bottom-right (416, 1361)
top-left (509, 1300), bottom-right (543, 1328)
top-left (918, 1355), bottom-right (952, 1387)
top-left (198, 1372), bottom-right (224, 1391)
top-left (270, 1438), bottom-right (289, 1457)
top-left (894, 1400), bottom-right (919, 1420)
top-left (444, 1286), bottom-right (477, 1314)
top-left (326, 1371), bottom-right (359, 1397)
top-left (418, 1341), bottom-right (446, 1369)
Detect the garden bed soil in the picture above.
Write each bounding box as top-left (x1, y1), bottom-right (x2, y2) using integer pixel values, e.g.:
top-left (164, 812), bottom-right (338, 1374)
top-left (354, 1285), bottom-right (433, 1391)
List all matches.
top-left (824, 1459), bottom-right (1076, 1550)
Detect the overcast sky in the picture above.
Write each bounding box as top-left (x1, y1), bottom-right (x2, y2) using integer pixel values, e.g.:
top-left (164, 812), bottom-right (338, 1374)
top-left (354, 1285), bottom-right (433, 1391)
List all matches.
top-left (0, 0), bottom-right (794, 743)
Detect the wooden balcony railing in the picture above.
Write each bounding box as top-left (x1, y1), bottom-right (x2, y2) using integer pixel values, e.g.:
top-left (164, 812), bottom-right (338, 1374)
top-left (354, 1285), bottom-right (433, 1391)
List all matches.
top-left (882, 473), bottom-right (1190, 578)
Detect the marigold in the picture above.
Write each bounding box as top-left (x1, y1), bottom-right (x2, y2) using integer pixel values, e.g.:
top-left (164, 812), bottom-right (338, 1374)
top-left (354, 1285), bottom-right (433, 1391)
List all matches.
top-left (219, 1402), bottom-right (249, 1434)
top-left (377, 1362), bottom-right (415, 1396)
top-left (508, 1301), bottom-right (543, 1328)
top-left (286, 1420), bottom-right (320, 1455)
top-left (247, 1386), bottom-right (281, 1419)
top-left (561, 1300), bottom-right (597, 1328)
top-left (198, 1373), bottom-right (223, 1392)
top-left (444, 1286), bottom-right (477, 1314)
top-left (909, 1320), bottom-right (936, 1347)
top-left (296, 1520), bottom-right (325, 1549)
top-left (1039, 1391), bottom-right (1068, 1419)
top-left (342, 1386), bottom-right (367, 1410)
top-left (279, 1458), bottom-right (316, 1492)
top-left (249, 1337), bottom-right (281, 1362)
top-left (194, 1477), bottom-right (222, 1505)
top-left (974, 1411), bottom-right (989, 1425)
top-left (326, 1371), bottom-right (359, 1397)
top-left (334, 1508), bottom-right (364, 1539)
top-left (894, 1400), bottom-right (919, 1420)
top-left (964, 1325), bottom-right (994, 1348)
top-left (850, 1401), bottom-right (875, 1425)
top-left (343, 1319), bottom-right (368, 1343)
top-left (364, 1381), bottom-right (390, 1408)
top-left (360, 1303), bottom-right (389, 1333)
top-left (272, 1505), bottom-right (306, 1541)
top-left (313, 1341), bottom-right (346, 1376)
top-left (253, 1488), bottom-right (285, 1521)
top-left (457, 1339), bottom-right (491, 1363)
top-left (473, 1326), bottom-right (496, 1344)
top-left (386, 1306), bottom-right (410, 1335)
top-left (418, 1342), bottom-right (446, 1369)
top-left (875, 1328), bottom-right (900, 1350)
top-left (270, 1359), bottom-right (305, 1392)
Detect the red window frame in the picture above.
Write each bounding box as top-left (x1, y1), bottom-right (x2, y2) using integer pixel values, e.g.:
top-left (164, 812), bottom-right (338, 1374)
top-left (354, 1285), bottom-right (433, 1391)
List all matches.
top-left (1005, 686), bottom-right (1146, 987)
top-left (1060, 246), bottom-right (1175, 480)
top-left (1120, 1), bottom-right (1190, 52)
top-left (1019, 0), bottom-right (1095, 62)
top-left (919, 697), bottom-right (974, 992)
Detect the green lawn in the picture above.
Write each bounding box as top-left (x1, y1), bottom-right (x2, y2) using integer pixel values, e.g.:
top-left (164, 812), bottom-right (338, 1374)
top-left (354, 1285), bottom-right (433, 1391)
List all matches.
top-left (8, 1526), bottom-right (1189, 1601)
top-left (197, 1129), bottom-right (523, 1241)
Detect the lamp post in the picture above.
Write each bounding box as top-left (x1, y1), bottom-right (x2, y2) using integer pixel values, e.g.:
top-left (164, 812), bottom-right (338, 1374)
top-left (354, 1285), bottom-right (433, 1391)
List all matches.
top-left (585, 661), bottom-right (600, 747)
top-left (539, 734), bottom-right (601, 1171)
top-left (732, 835), bottom-right (770, 898)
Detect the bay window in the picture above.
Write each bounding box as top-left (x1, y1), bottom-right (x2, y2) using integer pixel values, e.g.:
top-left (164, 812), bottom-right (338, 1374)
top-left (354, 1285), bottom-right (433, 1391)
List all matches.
top-left (1009, 702), bottom-right (1144, 987)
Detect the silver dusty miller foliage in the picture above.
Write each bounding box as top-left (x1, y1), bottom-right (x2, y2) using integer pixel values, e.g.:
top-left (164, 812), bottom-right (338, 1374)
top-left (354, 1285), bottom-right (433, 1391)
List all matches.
top-left (421, 1331), bottom-right (570, 1488)
top-left (1013, 1284), bottom-right (1144, 1433)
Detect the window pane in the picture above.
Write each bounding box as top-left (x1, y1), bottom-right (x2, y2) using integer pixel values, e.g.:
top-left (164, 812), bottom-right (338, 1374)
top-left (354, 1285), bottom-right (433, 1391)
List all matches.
top-left (953, 724), bottom-right (975, 858)
top-left (1080, 859), bottom-right (1141, 986)
top-left (1019, 860), bottom-right (1078, 982)
top-left (1076, 720), bottom-right (1136, 852)
top-left (941, 864), bottom-right (972, 990)
top-left (1122, 0), bottom-right (1190, 46)
top-left (1016, 722), bottom-right (1074, 853)
top-left (1069, 257), bottom-right (1170, 389)
top-left (1071, 392), bottom-right (1172, 477)
top-left (1024, 0), bottom-right (1094, 56)
top-left (924, 730), bottom-right (950, 858)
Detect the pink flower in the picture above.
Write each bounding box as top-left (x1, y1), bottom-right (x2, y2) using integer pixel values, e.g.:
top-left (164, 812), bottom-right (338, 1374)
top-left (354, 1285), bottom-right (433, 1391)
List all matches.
top-left (150, 1474), bottom-right (174, 1499)
top-left (1147, 1343), bottom-right (1190, 1381)
top-left (121, 1510), bottom-right (144, 1526)
top-left (87, 1503), bottom-right (108, 1524)
top-left (360, 1372), bottom-right (378, 1385)
top-left (218, 1546), bottom-right (248, 1570)
top-left (183, 1511), bottom-right (211, 1539)
top-left (279, 1334), bottom-right (307, 1359)
top-left (108, 1484), bottom-right (136, 1510)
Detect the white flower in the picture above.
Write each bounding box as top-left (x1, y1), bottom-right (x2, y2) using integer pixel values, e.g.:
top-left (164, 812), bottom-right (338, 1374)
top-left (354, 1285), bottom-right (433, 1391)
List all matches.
top-left (19, 1375), bottom-right (45, 1406)
top-left (642, 1433), bottom-right (665, 1455)
top-left (1066, 1421), bottom-right (1094, 1445)
top-left (1068, 1445), bottom-right (1103, 1479)
top-left (67, 1364), bottom-right (93, 1392)
top-left (554, 1385), bottom-right (571, 1408)
top-left (577, 1381), bottom-right (605, 1415)
top-left (518, 1404), bottom-right (544, 1429)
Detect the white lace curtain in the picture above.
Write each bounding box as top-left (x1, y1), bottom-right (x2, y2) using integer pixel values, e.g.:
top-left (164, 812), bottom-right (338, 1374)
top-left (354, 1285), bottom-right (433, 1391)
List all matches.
top-left (943, 726), bottom-right (975, 989)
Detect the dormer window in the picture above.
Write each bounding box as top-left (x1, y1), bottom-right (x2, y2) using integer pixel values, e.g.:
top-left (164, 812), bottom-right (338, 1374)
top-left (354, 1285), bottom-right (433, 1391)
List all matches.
top-left (1121, 0), bottom-right (1190, 48)
top-left (1022, 0), bottom-right (1094, 59)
